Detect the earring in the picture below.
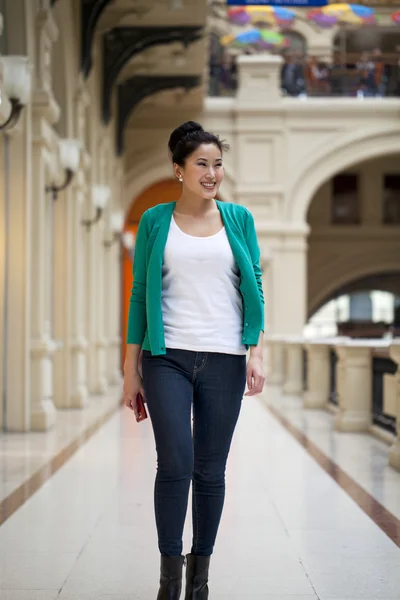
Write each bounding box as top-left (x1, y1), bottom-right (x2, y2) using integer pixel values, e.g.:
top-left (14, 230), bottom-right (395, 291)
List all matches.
top-left (178, 177), bottom-right (183, 182)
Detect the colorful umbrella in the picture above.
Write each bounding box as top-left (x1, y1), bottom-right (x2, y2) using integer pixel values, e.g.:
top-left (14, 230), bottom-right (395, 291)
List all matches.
top-left (307, 4), bottom-right (376, 28)
top-left (221, 29), bottom-right (290, 50)
top-left (392, 10), bottom-right (400, 24)
top-left (228, 6), bottom-right (295, 28)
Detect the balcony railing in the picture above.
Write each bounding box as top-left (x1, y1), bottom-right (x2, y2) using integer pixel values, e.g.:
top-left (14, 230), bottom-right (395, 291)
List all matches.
top-left (265, 335), bottom-right (400, 471)
top-left (208, 61), bottom-right (400, 99)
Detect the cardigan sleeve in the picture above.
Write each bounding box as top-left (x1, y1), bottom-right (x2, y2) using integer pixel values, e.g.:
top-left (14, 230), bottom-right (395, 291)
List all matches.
top-left (245, 209), bottom-right (265, 332)
top-left (126, 210), bottom-right (150, 345)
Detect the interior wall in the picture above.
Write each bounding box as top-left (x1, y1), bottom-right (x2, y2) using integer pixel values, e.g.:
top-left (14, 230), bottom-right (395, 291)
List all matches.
top-left (307, 154), bottom-right (400, 316)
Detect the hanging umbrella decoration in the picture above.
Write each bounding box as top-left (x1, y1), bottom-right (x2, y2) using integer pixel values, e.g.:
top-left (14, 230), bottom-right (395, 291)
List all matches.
top-left (221, 29), bottom-right (290, 51)
top-left (228, 6), bottom-right (296, 29)
top-left (392, 11), bottom-right (400, 24)
top-left (307, 4), bottom-right (377, 28)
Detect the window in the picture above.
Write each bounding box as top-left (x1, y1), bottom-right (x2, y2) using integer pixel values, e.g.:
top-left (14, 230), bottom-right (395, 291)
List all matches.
top-left (332, 174), bottom-right (359, 224)
top-left (383, 175), bottom-right (400, 225)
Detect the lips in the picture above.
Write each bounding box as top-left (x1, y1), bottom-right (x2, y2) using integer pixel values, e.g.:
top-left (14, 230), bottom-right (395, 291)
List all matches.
top-left (201, 182), bottom-right (216, 190)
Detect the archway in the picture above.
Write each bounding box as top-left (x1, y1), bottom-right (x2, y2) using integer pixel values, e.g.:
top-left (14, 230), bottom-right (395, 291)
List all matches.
top-left (121, 179), bottom-right (181, 365)
top-left (305, 271), bottom-right (400, 339)
top-left (287, 125), bottom-right (400, 222)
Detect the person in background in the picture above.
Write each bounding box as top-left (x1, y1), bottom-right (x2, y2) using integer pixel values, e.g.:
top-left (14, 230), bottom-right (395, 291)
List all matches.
top-left (372, 48), bottom-right (388, 97)
top-left (281, 51), bottom-right (306, 96)
top-left (356, 51), bottom-right (375, 97)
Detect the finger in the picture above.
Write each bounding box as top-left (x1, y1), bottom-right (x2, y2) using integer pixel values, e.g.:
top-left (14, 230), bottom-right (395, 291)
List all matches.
top-left (246, 369), bottom-right (253, 392)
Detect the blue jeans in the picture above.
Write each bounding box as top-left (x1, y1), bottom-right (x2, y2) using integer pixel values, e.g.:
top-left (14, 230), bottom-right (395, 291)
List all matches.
top-left (142, 348), bottom-right (246, 557)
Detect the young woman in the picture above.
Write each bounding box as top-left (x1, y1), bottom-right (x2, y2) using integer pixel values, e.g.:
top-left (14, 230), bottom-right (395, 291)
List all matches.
top-left (123, 121), bottom-right (265, 600)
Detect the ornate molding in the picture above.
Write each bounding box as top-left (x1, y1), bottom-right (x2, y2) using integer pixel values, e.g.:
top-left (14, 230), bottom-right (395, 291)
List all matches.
top-left (116, 74), bottom-right (201, 155)
top-left (103, 25), bottom-right (203, 123)
top-left (81, 0), bottom-right (113, 77)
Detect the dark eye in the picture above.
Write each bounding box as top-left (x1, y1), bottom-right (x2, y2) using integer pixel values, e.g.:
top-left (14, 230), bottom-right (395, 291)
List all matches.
top-left (198, 162), bottom-right (206, 166)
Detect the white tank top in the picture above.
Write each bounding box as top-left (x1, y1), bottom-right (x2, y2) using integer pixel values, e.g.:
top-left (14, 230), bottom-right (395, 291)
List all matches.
top-left (161, 216), bottom-right (247, 355)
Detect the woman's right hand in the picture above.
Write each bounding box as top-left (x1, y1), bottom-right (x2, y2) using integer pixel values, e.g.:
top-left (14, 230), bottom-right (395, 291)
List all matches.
top-left (123, 369), bottom-right (145, 420)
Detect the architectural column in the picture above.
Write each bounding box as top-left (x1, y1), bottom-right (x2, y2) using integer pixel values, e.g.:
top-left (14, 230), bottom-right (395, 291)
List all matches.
top-left (106, 239), bottom-right (122, 386)
top-left (303, 341), bottom-right (331, 409)
top-left (334, 341), bottom-right (372, 432)
top-left (68, 170), bottom-right (89, 407)
top-left (282, 337), bottom-right (304, 395)
top-left (95, 215), bottom-right (108, 394)
top-left (30, 6), bottom-right (60, 430)
top-left (235, 55), bottom-right (309, 339)
top-left (0, 0), bottom-right (34, 431)
top-left (388, 341), bottom-right (400, 471)
top-left (66, 85), bottom-right (91, 407)
top-left (30, 122), bottom-right (58, 429)
top-left (107, 161), bottom-right (124, 386)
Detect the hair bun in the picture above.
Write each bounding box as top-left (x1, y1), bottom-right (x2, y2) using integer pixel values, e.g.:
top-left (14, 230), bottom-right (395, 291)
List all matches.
top-left (168, 121), bottom-right (204, 155)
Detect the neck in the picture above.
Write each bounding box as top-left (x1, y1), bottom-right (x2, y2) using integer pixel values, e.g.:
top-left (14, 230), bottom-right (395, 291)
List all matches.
top-left (175, 192), bottom-right (216, 217)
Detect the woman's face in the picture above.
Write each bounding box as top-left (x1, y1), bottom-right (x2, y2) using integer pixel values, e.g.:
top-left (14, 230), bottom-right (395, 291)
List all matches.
top-left (175, 143), bottom-right (224, 199)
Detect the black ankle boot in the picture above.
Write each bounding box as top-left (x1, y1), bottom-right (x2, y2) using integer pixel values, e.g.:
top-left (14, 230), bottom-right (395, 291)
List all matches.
top-left (157, 555), bottom-right (185, 600)
top-left (184, 554), bottom-right (210, 600)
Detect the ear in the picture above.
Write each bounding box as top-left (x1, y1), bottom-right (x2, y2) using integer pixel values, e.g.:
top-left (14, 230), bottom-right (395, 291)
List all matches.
top-left (173, 163), bottom-right (183, 182)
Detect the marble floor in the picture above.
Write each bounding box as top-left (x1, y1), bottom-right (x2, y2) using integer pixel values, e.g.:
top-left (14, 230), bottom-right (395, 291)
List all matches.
top-left (0, 386), bottom-right (399, 599)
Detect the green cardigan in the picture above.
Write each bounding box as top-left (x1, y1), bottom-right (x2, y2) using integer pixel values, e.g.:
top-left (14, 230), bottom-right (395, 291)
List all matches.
top-left (127, 200), bottom-right (265, 355)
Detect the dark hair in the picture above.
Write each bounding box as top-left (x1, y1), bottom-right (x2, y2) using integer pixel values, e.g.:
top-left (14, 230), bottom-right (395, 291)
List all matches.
top-left (168, 121), bottom-right (229, 166)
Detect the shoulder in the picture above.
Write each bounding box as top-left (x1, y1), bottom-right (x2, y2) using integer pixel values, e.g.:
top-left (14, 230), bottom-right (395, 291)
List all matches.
top-left (217, 201), bottom-right (253, 223)
top-left (140, 201), bottom-right (176, 226)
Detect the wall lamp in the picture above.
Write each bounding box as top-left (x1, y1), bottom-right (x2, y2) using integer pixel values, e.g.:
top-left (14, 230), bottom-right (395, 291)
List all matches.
top-left (46, 139), bottom-right (82, 200)
top-left (0, 56), bottom-right (32, 132)
top-left (122, 231), bottom-right (136, 260)
top-left (82, 184), bottom-right (110, 231)
top-left (104, 211), bottom-right (124, 248)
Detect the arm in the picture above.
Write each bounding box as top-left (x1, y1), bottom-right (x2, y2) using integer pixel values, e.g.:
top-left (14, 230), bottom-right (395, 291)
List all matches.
top-left (245, 209), bottom-right (265, 332)
top-left (126, 211), bottom-right (150, 345)
top-left (124, 211), bottom-right (150, 418)
top-left (244, 209), bottom-right (265, 396)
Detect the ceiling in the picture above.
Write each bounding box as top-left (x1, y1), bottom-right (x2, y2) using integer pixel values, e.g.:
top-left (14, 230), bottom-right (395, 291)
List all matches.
top-left (80, 0), bottom-right (210, 154)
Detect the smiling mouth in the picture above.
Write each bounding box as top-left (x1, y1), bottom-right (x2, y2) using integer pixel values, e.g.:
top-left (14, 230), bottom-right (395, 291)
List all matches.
top-left (201, 182), bottom-right (216, 190)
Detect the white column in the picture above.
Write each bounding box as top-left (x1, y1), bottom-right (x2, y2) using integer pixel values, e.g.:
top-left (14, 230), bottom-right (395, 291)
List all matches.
top-left (282, 337), bottom-right (304, 395)
top-left (303, 341), bottom-right (331, 409)
top-left (69, 171), bottom-right (89, 406)
top-left (334, 341), bottom-right (373, 432)
top-left (30, 122), bottom-right (57, 430)
top-left (107, 240), bottom-right (122, 386)
top-left (388, 341), bottom-right (400, 471)
top-left (95, 217), bottom-right (108, 394)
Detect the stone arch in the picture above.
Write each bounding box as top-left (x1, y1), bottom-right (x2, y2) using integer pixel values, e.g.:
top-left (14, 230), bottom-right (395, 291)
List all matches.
top-left (309, 257), bottom-right (400, 317)
top-left (287, 125), bottom-right (400, 222)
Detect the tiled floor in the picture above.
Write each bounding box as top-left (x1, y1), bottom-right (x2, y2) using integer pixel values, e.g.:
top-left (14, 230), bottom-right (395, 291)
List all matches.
top-left (0, 387), bottom-right (399, 599)
top-left (0, 391), bottom-right (121, 504)
top-left (265, 385), bottom-right (400, 521)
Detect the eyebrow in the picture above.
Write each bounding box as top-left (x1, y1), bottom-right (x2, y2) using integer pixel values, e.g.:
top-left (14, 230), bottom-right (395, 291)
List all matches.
top-left (196, 157), bottom-right (223, 161)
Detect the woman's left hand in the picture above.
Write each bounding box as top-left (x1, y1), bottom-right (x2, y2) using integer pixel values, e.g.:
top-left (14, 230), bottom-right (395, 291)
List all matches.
top-left (245, 355), bottom-right (265, 396)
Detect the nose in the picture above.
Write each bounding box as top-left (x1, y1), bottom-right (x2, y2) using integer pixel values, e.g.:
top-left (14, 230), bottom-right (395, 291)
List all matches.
top-left (207, 166), bottom-right (216, 179)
